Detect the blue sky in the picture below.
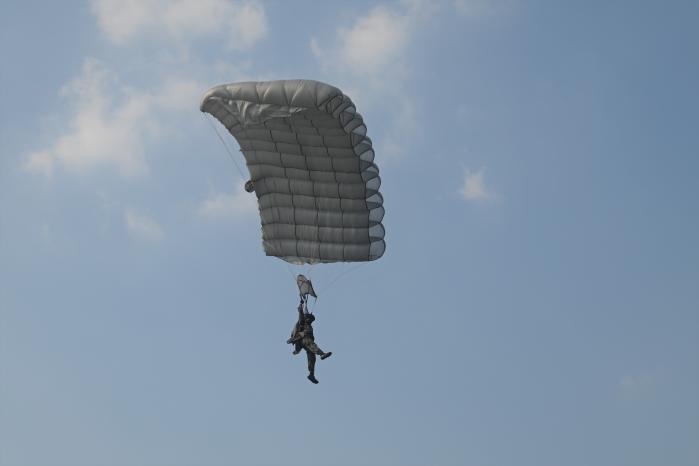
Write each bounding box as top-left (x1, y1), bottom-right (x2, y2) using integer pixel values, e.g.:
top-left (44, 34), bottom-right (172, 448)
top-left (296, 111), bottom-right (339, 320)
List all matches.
top-left (1, 1), bottom-right (698, 465)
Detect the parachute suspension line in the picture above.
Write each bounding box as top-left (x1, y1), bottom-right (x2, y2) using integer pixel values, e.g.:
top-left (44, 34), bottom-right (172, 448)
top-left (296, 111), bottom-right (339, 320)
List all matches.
top-left (284, 262), bottom-right (296, 281)
top-left (203, 114), bottom-right (246, 180)
top-left (306, 264), bottom-right (365, 313)
top-left (319, 262), bottom-right (368, 295)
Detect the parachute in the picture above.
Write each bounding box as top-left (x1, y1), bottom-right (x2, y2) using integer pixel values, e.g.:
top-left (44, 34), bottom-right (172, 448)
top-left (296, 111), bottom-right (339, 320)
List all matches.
top-left (200, 79), bottom-right (385, 265)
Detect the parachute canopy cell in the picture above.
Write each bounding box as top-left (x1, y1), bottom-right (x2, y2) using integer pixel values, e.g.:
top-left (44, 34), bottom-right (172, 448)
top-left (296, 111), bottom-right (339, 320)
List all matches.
top-left (200, 79), bottom-right (386, 265)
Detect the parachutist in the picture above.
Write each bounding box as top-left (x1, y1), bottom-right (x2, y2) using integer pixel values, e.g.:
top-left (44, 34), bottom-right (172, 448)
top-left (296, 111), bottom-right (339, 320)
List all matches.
top-left (200, 80), bottom-right (386, 381)
top-left (288, 301), bottom-right (332, 384)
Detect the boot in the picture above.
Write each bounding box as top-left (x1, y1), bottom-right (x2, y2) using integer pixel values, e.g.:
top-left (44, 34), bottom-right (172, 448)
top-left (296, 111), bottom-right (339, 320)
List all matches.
top-left (307, 373), bottom-right (319, 384)
top-left (321, 352), bottom-right (332, 360)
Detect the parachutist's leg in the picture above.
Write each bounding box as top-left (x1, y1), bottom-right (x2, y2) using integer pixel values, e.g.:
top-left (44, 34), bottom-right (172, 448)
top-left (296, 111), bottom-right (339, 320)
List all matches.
top-left (293, 342), bottom-right (302, 355)
top-left (306, 350), bottom-right (316, 373)
top-left (306, 350), bottom-right (318, 384)
top-left (307, 340), bottom-right (332, 360)
top-left (306, 340), bottom-right (323, 355)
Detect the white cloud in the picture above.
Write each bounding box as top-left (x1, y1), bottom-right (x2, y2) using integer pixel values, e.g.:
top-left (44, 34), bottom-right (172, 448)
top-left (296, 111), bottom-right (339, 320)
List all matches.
top-left (91, 0), bottom-right (267, 49)
top-left (25, 150), bottom-right (55, 178)
top-left (228, 2), bottom-right (268, 49)
top-left (337, 6), bottom-right (411, 75)
top-left (310, 1), bottom-right (432, 162)
top-left (23, 58), bottom-right (202, 178)
top-left (311, 2), bottom-right (429, 83)
top-left (91, 0), bottom-right (152, 43)
top-left (460, 167), bottom-right (489, 201)
top-left (196, 188), bottom-right (258, 222)
top-left (125, 209), bottom-right (164, 242)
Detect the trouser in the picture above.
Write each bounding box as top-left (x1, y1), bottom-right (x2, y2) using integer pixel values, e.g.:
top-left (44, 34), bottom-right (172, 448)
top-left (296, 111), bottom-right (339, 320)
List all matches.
top-left (303, 339), bottom-right (324, 374)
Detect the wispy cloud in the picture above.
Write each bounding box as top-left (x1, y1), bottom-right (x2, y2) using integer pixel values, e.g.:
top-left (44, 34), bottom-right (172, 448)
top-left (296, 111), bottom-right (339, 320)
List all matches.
top-left (310, 1), bottom-right (433, 162)
top-left (332, 5), bottom-right (412, 76)
top-left (311, 1), bottom-right (431, 88)
top-left (23, 58), bottom-right (201, 178)
top-left (460, 167), bottom-right (490, 201)
top-left (91, 0), bottom-right (268, 50)
top-left (125, 208), bottom-right (164, 242)
top-left (310, 1), bottom-right (509, 163)
top-left (196, 188), bottom-right (258, 222)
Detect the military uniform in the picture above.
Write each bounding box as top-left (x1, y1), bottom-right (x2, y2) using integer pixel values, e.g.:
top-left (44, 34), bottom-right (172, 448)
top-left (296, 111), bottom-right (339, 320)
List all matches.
top-left (288, 302), bottom-right (331, 383)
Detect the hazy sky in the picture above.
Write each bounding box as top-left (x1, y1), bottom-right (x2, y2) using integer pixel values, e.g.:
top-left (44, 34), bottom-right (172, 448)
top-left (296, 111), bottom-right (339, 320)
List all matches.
top-left (1, 1), bottom-right (698, 466)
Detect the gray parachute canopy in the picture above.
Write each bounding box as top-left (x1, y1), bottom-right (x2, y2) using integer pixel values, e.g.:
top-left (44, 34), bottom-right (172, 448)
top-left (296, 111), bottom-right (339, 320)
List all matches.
top-left (200, 79), bottom-right (386, 265)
